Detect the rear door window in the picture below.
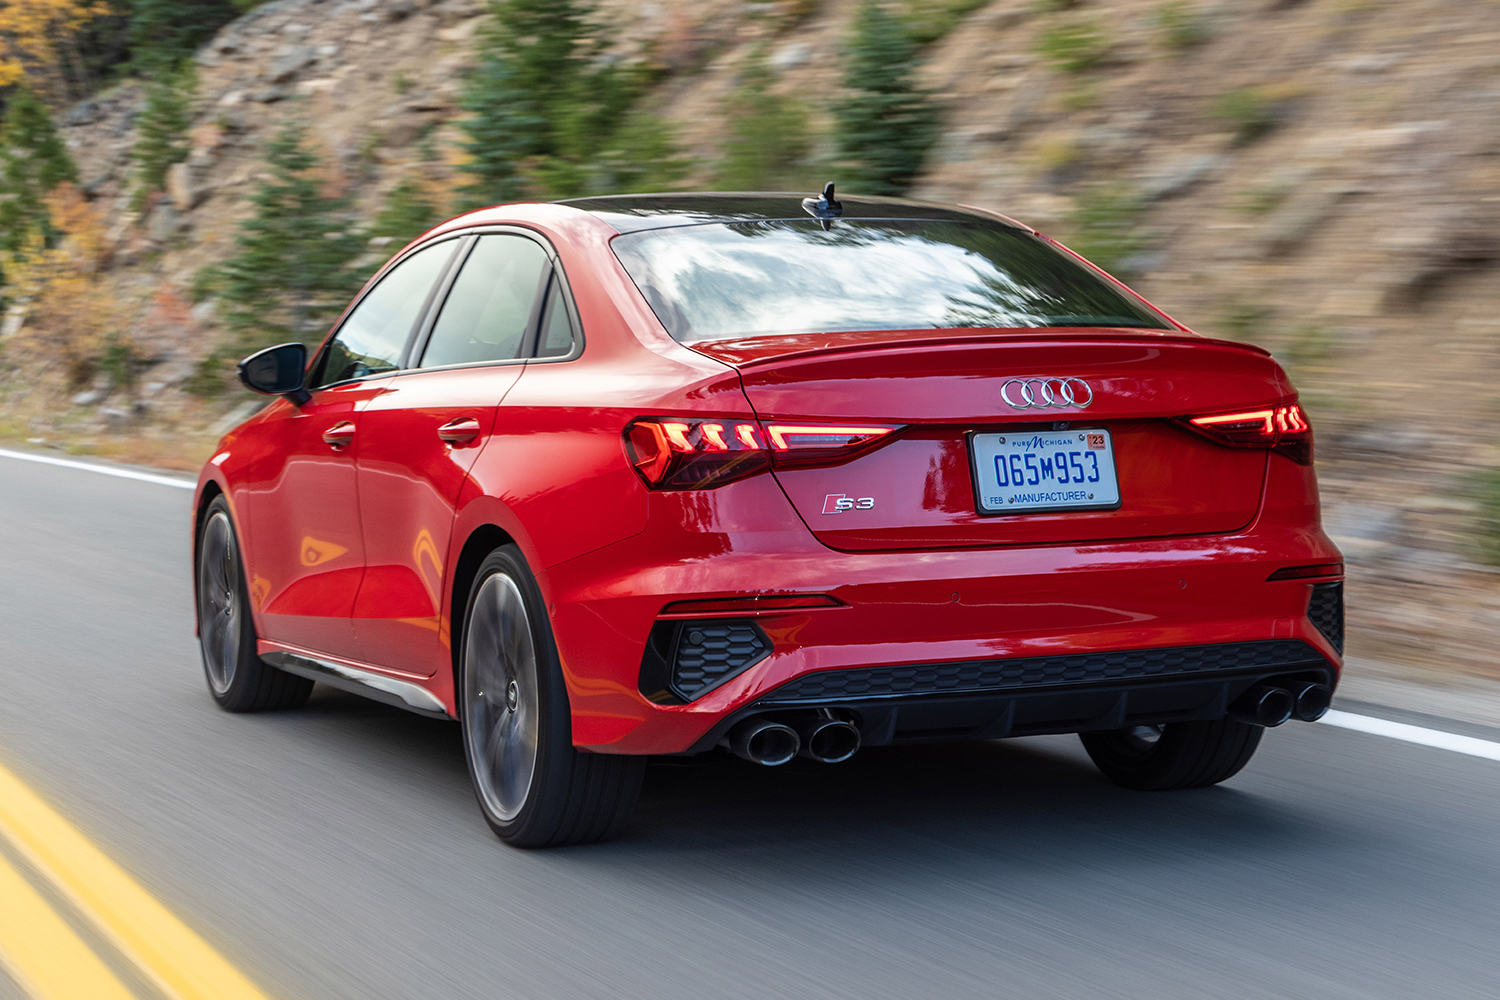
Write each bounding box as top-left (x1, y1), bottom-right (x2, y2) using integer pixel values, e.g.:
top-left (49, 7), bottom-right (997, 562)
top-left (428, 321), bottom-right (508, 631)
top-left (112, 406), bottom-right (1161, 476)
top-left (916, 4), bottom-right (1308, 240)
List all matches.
top-left (313, 240), bottom-right (457, 387)
top-left (419, 235), bottom-right (551, 368)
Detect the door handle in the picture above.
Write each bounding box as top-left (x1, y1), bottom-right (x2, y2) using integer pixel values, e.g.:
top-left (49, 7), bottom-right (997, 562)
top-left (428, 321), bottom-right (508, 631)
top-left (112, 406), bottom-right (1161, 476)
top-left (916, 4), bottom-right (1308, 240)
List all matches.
top-left (322, 421), bottom-right (356, 450)
top-left (437, 417), bottom-right (482, 444)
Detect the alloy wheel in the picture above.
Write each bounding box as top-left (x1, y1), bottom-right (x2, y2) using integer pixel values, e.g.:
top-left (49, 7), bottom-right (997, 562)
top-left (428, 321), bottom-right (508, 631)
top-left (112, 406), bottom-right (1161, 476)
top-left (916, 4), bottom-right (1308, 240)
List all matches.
top-left (463, 572), bottom-right (540, 823)
top-left (198, 511), bottom-right (241, 696)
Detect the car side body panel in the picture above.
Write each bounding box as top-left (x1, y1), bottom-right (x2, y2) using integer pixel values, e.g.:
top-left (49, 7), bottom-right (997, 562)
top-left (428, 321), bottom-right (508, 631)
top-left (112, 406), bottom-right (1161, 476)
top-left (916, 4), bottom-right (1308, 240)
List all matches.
top-left (197, 197), bottom-right (1342, 755)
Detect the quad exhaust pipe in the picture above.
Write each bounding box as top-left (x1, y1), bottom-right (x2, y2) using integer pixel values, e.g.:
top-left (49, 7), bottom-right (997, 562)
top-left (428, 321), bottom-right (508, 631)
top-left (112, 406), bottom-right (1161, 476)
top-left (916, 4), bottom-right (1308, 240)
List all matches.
top-left (725, 712), bottom-right (862, 765)
top-left (1229, 681), bottom-right (1332, 727)
top-left (796, 711), bottom-right (861, 763)
top-left (726, 718), bottom-right (801, 766)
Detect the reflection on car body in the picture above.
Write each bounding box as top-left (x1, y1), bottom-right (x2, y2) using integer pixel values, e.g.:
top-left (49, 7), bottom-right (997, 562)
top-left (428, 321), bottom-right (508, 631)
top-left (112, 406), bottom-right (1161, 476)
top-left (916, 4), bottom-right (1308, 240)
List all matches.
top-left (194, 189), bottom-right (1343, 848)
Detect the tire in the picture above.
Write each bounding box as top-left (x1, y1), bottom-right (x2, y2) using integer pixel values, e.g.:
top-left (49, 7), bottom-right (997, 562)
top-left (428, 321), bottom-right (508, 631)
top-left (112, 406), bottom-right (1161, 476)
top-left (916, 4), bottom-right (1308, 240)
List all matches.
top-left (1080, 718), bottom-right (1264, 791)
top-left (196, 496), bottom-right (314, 712)
top-left (458, 545), bottom-right (644, 848)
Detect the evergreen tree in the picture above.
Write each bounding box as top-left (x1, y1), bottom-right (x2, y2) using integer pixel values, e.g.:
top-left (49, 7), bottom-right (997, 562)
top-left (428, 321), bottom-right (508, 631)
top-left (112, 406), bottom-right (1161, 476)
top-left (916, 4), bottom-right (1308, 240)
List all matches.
top-left (457, 0), bottom-right (644, 204)
top-left (219, 121), bottom-right (363, 348)
top-left (128, 0), bottom-right (239, 74)
top-left (130, 64), bottom-right (195, 210)
top-left (370, 174), bottom-right (438, 248)
top-left (0, 87), bottom-right (77, 256)
top-left (835, 0), bottom-right (939, 196)
top-left (716, 52), bottom-right (811, 191)
top-left (456, 48), bottom-right (545, 206)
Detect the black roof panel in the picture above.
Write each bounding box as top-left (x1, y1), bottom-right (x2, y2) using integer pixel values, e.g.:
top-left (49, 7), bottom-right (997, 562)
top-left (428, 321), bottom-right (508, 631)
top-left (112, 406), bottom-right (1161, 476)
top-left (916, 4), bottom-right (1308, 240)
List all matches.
top-left (556, 192), bottom-right (1020, 233)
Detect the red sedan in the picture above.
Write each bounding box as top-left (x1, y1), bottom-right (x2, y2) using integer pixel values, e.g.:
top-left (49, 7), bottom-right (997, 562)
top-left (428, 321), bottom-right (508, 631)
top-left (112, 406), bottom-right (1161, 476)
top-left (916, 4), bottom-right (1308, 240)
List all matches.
top-left (194, 188), bottom-right (1343, 847)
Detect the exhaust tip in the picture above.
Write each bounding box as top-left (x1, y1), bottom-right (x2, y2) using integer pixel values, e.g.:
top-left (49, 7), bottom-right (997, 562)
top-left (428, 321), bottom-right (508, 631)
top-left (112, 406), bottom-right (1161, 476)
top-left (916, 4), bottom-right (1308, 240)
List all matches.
top-left (798, 718), bottom-right (861, 764)
top-left (1291, 682), bottom-right (1331, 722)
top-left (728, 719), bottom-right (800, 766)
top-left (1229, 684), bottom-right (1294, 728)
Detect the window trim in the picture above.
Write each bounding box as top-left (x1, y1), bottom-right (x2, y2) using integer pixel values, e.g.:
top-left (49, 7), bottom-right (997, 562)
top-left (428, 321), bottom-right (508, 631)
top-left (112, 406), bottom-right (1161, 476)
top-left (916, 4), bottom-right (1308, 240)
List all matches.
top-left (404, 225), bottom-right (586, 375)
top-left (308, 233), bottom-right (470, 390)
top-left (526, 263), bottom-right (583, 365)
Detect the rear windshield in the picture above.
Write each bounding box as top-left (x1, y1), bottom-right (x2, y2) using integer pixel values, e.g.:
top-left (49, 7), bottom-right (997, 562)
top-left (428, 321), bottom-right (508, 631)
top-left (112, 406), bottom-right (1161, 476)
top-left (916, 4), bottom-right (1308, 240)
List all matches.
top-left (610, 219), bottom-right (1169, 343)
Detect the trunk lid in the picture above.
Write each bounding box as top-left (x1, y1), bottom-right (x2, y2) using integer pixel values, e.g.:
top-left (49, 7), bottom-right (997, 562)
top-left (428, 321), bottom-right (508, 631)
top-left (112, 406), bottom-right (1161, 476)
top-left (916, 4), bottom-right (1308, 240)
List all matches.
top-left (697, 330), bottom-right (1287, 551)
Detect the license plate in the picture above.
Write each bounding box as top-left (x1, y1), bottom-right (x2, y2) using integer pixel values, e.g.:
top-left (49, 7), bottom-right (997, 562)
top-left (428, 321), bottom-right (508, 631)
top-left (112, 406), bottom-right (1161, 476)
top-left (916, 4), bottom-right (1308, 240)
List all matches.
top-left (969, 429), bottom-right (1121, 514)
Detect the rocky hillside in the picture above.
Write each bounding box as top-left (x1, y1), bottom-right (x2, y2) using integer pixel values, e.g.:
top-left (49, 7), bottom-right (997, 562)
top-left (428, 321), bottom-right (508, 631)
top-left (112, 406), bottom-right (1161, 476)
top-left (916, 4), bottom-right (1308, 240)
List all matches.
top-left (4, 0), bottom-right (1500, 676)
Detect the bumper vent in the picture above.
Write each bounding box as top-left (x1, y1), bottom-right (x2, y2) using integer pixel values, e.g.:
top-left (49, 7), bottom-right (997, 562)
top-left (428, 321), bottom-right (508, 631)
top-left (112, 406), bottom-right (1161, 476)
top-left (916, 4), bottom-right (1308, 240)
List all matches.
top-left (1308, 582), bottom-right (1344, 654)
top-left (639, 618), bottom-right (772, 703)
top-left (759, 639), bottom-right (1325, 704)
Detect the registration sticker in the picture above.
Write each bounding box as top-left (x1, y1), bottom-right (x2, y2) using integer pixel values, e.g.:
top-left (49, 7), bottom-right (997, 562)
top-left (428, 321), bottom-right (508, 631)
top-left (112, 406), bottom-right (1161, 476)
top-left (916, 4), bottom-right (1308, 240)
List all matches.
top-left (969, 429), bottom-right (1121, 514)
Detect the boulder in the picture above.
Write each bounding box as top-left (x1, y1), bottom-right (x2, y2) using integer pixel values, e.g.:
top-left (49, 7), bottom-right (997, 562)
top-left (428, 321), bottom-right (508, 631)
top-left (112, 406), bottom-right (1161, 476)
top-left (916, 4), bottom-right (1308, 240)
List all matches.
top-left (268, 45), bottom-right (316, 83)
top-left (167, 163), bottom-right (198, 212)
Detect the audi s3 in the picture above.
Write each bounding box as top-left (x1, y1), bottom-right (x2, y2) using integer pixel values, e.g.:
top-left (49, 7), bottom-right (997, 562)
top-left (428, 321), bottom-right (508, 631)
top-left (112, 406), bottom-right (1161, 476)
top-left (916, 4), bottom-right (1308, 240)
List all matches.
top-left (194, 187), bottom-right (1344, 847)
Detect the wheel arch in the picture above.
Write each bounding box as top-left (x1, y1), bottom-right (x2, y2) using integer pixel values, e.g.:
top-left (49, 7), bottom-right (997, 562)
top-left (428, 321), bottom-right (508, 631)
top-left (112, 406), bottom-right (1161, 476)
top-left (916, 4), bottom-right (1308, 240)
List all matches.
top-left (449, 523), bottom-right (518, 703)
top-left (191, 480), bottom-right (226, 638)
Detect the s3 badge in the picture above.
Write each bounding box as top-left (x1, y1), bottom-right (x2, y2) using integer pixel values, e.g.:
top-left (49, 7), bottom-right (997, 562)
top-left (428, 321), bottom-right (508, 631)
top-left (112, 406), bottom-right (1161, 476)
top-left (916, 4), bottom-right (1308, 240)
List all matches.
top-left (822, 494), bottom-right (875, 514)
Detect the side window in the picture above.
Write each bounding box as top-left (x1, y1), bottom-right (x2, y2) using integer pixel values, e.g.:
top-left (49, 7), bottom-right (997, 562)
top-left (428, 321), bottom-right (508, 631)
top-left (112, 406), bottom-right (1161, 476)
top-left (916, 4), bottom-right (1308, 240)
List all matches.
top-left (313, 241), bottom-right (456, 388)
top-left (536, 276), bottom-right (576, 358)
top-left (420, 235), bottom-right (550, 368)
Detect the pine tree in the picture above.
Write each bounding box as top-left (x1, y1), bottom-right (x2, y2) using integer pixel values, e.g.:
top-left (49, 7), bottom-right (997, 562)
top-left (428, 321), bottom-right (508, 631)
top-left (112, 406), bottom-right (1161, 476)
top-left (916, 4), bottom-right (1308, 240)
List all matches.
top-left (0, 87), bottom-right (77, 257)
top-left (130, 65), bottom-right (194, 210)
top-left (370, 174), bottom-right (438, 248)
top-left (456, 48), bottom-right (545, 206)
top-left (716, 52), bottom-right (811, 191)
top-left (128, 0), bottom-right (239, 74)
top-left (834, 0), bottom-right (939, 196)
top-left (219, 121), bottom-right (363, 348)
top-left (457, 0), bottom-right (645, 204)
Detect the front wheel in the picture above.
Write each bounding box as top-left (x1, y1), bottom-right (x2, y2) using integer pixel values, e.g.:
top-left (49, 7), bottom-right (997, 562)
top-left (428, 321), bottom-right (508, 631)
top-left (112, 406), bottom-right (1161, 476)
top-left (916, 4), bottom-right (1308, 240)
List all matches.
top-left (1080, 718), bottom-right (1263, 791)
top-left (458, 546), bottom-right (644, 847)
top-left (196, 496), bottom-right (313, 712)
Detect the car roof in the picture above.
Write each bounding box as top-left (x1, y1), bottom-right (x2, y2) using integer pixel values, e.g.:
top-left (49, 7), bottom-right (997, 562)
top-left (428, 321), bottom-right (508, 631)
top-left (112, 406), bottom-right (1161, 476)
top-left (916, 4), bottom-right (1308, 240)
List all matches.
top-left (555, 192), bottom-right (1026, 234)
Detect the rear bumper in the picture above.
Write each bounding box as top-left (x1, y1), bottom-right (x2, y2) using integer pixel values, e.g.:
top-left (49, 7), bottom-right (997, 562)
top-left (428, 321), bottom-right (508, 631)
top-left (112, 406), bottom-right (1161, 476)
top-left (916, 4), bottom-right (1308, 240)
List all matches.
top-left (541, 470), bottom-right (1343, 755)
top-left (683, 638), bottom-right (1334, 753)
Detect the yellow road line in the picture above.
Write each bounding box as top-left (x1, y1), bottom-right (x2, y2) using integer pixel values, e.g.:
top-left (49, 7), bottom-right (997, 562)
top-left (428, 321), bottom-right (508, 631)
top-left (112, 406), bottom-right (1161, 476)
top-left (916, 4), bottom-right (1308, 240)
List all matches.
top-left (0, 761), bottom-right (276, 1000)
top-left (0, 850), bottom-right (137, 1000)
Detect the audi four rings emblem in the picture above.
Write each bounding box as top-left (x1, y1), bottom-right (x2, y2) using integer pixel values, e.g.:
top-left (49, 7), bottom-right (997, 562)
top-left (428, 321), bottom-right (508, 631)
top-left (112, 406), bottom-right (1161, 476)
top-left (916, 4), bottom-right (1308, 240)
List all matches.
top-left (1000, 377), bottom-right (1094, 409)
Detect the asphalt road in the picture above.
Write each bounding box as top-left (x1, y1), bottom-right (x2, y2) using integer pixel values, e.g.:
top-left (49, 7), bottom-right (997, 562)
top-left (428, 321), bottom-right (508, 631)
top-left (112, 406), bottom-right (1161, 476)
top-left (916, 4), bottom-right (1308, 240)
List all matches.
top-left (4, 453), bottom-right (1500, 1000)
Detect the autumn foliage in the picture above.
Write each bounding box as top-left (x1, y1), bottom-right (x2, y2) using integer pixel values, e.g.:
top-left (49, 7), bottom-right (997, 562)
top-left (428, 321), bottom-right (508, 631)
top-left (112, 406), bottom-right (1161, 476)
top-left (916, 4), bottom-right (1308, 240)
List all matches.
top-left (0, 0), bottom-right (112, 103)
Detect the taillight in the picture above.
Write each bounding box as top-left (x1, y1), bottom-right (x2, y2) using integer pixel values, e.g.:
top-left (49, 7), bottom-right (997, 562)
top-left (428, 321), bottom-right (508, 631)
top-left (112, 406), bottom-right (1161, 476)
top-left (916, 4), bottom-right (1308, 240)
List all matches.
top-left (1181, 403), bottom-right (1313, 465)
top-left (624, 418), bottom-right (900, 489)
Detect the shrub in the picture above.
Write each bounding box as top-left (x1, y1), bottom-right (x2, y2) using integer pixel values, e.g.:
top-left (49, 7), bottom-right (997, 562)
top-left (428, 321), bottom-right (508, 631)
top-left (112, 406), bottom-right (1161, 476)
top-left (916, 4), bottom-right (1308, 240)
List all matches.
top-left (1476, 469), bottom-right (1500, 566)
top-left (903, 0), bottom-right (990, 46)
top-left (1065, 183), bottom-right (1147, 277)
top-left (1037, 17), bottom-right (1109, 73)
top-left (716, 52), bottom-right (812, 191)
top-left (1214, 87), bottom-right (1279, 146)
top-left (1155, 1), bottom-right (1210, 54)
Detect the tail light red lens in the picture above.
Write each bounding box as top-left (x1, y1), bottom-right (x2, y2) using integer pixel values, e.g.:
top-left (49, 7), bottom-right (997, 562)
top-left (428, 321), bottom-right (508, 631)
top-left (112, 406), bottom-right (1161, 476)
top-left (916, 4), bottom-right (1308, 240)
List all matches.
top-left (1182, 403), bottom-right (1313, 465)
top-left (625, 418), bottom-right (900, 489)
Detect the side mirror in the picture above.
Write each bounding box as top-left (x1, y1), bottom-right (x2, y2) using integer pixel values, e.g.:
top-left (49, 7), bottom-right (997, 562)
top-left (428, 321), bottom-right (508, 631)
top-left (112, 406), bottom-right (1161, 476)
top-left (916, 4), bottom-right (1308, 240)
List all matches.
top-left (238, 343), bottom-right (311, 405)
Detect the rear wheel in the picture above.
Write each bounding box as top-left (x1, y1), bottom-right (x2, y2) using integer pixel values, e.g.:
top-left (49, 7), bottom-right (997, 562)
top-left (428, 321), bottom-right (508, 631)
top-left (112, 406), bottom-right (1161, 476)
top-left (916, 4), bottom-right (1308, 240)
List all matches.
top-left (1080, 718), bottom-right (1263, 791)
top-left (196, 496), bottom-right (313, 712)
top-left (458, 546), bottom-right (644, 847)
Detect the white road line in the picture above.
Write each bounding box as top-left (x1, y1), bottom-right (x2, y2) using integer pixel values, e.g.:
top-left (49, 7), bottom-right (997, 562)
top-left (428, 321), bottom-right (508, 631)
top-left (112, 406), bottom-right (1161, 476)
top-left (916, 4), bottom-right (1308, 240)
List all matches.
top-left (0, 448), bottom-right (196, 490)
top-left (1321, 709), bottom-right (1500, 762)
top-left (7, 441), bottom-right (1500, 767)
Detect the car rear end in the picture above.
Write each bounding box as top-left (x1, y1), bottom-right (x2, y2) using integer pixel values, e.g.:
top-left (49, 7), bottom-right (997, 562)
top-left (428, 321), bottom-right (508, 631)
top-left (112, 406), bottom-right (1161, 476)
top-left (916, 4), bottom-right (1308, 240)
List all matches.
top-left (549, 197), bottom-right (1342, 761)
